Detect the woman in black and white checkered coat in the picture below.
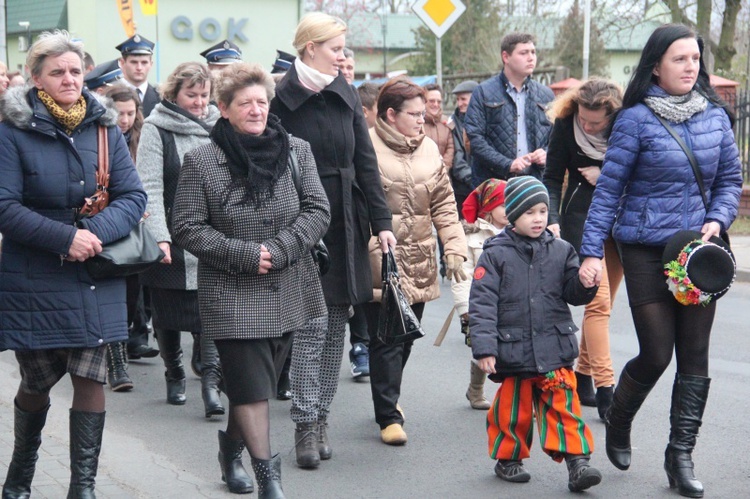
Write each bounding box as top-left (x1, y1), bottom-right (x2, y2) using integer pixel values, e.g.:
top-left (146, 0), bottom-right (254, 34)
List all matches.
top-left (172, 63), bottom-right (330, 498)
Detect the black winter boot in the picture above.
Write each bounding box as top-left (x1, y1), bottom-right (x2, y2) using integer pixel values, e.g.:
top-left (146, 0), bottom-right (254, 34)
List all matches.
top-left (2, 400), bottom-right (49, 499)
top-left (156, 328), bottom-right (186, 405)
top-left (106, 342), bottom-right (133, 392)
top-left (191, 333), bottom-right (202, 376)
top-left (595, 385), bottom-right (614, 422)
top-left (664, 373), bottom-right (711, 498)
top-left (575, 371), bottom-right (596, 407)
top-left (605, 368), bottom-right (656, 470)
top-left (217, 430), bottom-right (254, 494)
top-left (251, 454), bottom-right (285, 499)
top-left (294, 423), bottom-right (320, 468)
top-left (565, 454), bottom-right (602, 492)
top-left (201, 337), bottom-right (225, 417)
top-left (67, 410), bottom-right (105, 499)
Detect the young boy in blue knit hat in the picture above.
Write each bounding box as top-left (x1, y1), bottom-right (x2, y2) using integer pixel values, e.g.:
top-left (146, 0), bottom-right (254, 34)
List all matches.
top-left (469, 176), bottom-right (602, 492)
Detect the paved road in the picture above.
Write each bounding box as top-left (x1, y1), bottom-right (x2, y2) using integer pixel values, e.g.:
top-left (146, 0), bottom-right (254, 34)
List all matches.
top-left (2, 276), bottom-right (749, 498)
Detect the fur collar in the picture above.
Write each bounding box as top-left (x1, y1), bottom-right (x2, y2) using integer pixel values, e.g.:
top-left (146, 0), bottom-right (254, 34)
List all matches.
top-left (0, 85), bottom-right (118, 130)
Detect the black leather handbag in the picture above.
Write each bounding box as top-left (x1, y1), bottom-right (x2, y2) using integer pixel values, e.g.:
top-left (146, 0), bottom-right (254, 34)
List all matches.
top-left (85, 220), bottom-right (165, 278)
top-left (79, 126), bottom-right (164, 279)
top-left (377, 252), bottom-right (425, 345)
top-left (288, 142), bottom-right (331, 275)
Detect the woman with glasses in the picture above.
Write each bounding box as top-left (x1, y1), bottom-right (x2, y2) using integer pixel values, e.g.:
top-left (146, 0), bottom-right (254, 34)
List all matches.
top-left (270, 12), bottom-right (395, 468)
top-left (363, 76), bottom-right (467, 445)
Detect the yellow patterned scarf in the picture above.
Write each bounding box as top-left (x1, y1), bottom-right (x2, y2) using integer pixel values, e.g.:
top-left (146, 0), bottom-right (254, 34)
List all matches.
top-left (37, 90), bottom-right (86, 135)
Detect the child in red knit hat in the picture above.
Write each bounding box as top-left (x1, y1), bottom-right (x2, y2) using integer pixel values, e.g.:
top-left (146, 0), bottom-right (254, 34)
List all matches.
top-left (450, 178), bottom-right (508, 409)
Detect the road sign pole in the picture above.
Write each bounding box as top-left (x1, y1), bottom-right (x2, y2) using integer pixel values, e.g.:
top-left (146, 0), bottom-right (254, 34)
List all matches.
top-left (436, 36), bottom-right (442, 88)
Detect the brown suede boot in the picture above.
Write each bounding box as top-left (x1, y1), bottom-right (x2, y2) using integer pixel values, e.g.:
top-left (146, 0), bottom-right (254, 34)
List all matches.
top-left (466, 362), bottom-right (491, 410)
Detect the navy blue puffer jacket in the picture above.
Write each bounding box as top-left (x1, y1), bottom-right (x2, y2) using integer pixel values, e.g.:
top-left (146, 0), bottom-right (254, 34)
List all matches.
top-left (0, 86), bottom-right (146, 350)
top-left (580, 85), bottom-right (742, 259)
top-left (465, 72), bottom-right (554, 185)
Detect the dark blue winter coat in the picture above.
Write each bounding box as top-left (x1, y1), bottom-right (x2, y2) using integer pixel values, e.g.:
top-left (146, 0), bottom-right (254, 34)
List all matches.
top-left (465, 72), bottom-right (554, 186)
top-left (0, 86), bottom-right (146, 350)
top-left (469, 229), bottom-right (597, 380)
top-left (580, 85), bottom-right (742, 258)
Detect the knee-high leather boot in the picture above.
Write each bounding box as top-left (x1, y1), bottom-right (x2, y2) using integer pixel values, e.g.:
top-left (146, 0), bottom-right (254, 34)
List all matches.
top-left (664, 373), bottom-right (711, 498)
top-left (67, 410), bottom-right (105, 499)
top-left (2, 400), bottom-right (50, 499)
top-left (201, 336), bottom-right (225, 418)
top-left (466, 362), bottom-right (491, 410)
top-left (605, 367), bottom-right (656, 470)
top-left (155, 328), bottom-right (186, 405)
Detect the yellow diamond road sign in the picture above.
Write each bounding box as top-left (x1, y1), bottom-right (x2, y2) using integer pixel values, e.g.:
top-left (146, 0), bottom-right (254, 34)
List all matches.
top-left (412, 0), bottom-right (466, 39)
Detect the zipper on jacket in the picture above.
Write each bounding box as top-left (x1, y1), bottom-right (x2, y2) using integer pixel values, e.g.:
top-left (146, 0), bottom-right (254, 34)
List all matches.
top-left (564, 182), bottom-right (581, 215)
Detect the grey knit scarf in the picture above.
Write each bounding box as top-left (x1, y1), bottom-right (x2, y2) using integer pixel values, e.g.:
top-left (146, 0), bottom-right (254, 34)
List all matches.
top-left (644, 90), bottom-right (707, 123)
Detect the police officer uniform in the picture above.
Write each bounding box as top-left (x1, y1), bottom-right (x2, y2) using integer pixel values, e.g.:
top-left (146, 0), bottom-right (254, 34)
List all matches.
top-left (116, 34), bottom-right (159, 117)
top-left (84, 60), bottom-right (123, 94)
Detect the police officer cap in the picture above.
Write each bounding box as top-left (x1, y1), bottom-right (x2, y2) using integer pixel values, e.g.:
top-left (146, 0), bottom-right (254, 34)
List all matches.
top-left (116, 34), bottom-right (155, 56)
top-left (452, 80), bottom-right (479, 95)
top-left (271, 50), bottom-right (296, 74)
top-left (200, 40), bottom-right (242, 65)
top-left (84, 60), bottom-right (122, 90)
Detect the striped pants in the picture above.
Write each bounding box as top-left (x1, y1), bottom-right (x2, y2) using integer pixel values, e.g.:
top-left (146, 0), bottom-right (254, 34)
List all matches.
top-left (487, 368), bottom-right (594, 462)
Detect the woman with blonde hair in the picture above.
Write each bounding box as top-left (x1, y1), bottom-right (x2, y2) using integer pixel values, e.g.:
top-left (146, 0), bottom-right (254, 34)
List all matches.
top-left (270, 12), bottom-right (395, 468)
top-left (137, 62), bottom-right (225, 417)
top-left (542, 78), bottom-right (624, 420)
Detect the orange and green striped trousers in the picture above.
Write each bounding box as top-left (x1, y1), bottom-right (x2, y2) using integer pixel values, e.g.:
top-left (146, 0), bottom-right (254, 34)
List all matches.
top-left (486, 368), bottom-right (595, 462)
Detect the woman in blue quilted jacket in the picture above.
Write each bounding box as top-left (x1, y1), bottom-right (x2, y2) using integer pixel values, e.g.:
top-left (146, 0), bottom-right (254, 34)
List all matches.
top-left (579, 24), bottom-right (742, 498)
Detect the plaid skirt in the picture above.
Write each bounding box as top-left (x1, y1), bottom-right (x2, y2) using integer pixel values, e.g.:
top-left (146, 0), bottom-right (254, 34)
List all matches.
top-left (15, 346), bottom-right (107, 394)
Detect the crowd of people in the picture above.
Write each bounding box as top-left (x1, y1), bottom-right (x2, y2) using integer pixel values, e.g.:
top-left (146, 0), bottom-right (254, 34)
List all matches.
top-left (0, 13), bottom-right (742, 499)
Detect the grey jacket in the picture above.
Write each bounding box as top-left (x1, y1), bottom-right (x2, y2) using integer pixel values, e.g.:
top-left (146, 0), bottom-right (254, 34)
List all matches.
top-left (171, 137), bottom-right (330, 340)
top-left (136, 101), bottom-right (220, 290)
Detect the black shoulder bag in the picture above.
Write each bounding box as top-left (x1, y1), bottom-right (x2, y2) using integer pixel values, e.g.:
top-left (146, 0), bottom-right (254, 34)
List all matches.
top-left (653, 113), bottom-right (731, 246)
top-left (288, 142), bottom-right (331, 275)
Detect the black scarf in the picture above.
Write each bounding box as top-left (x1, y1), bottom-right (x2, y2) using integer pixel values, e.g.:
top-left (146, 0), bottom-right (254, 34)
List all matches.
top-left (211, 114), bottom-right (289, 207)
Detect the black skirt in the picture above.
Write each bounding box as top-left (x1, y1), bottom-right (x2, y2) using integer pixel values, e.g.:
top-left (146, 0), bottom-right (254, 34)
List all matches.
top-left (215, 333), bottom-right (294, 405)
top-left (150, 288), bottom-right (202, 333)
top-left (618, 243), bottom-right (673, 307)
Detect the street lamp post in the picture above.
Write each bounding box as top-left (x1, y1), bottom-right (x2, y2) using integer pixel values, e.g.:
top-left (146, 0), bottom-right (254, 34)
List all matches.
top-left (18, 21), bottom-right (31, 52)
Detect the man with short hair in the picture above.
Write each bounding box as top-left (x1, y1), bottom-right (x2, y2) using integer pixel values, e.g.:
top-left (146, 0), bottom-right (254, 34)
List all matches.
top-left (340, 48), bottom-right (355, 84)
top-left (448, 80), bottom-right (479, 214)
top-left (116, 34), bottom-right (159, 117)
top-left (83, 52), bottom-right (96, 75)
top-left (465, 33), bottom-right (554, 185)
top-left (357, 82), bottom-right (379, 129)
top-left (422, 83), bottom-right (454, 170)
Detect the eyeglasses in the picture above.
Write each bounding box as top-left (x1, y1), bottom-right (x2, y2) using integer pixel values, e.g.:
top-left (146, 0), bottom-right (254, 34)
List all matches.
top-left (402, 110), bottom-right (427, 119)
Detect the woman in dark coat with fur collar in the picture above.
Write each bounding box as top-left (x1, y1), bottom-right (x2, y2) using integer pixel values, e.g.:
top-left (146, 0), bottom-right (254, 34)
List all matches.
top-left (0, 31), bottom-right (146, 498)
top-left (269, 13), bottom-right (395, 468)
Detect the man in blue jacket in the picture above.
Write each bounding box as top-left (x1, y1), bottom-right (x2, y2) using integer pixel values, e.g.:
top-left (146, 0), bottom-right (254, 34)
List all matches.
top-left (465, 33), bottom-right (554, 185)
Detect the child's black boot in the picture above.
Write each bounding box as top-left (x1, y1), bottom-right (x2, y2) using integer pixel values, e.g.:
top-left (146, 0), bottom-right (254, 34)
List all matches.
top-left (494, 460), bottom-right (531, 483)
top-left (565, 454), bottom-right (602, 492)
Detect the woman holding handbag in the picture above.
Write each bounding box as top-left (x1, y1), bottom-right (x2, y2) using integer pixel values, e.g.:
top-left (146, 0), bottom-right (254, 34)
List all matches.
top-left (579, 24), bottom-right (742, 497)
top-left (363, 76), bottom-right (467, 445)
top-left (0, 31), bottom-right (146, 497)
top-left (136, 62), bottom-right (225, 417)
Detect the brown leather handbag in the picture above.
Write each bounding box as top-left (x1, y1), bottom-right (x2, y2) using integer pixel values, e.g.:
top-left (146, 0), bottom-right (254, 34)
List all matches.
top-left (79, 126), bottom-right (111, 216)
